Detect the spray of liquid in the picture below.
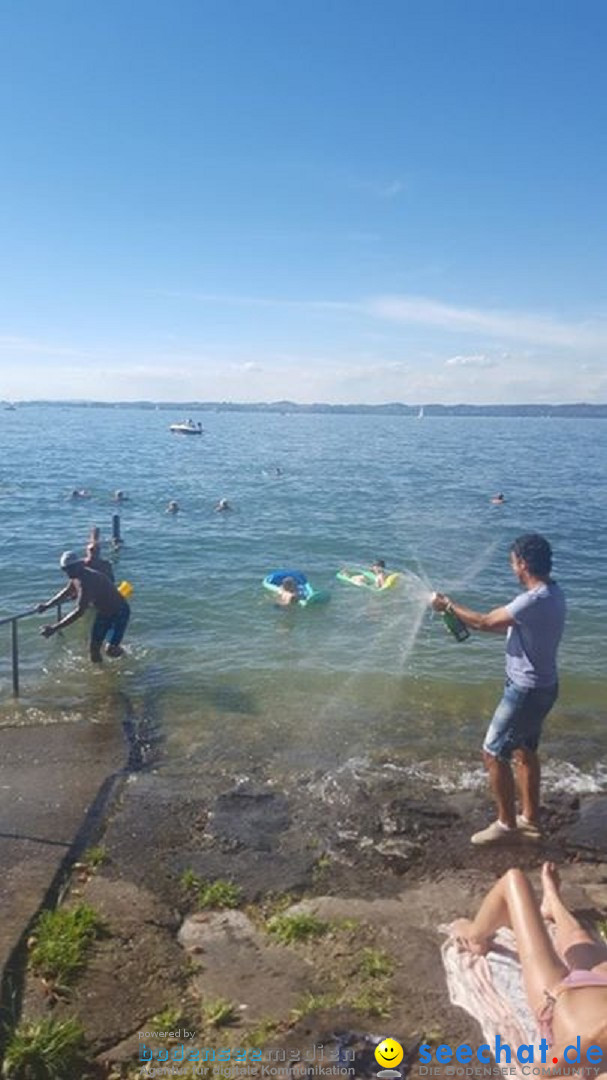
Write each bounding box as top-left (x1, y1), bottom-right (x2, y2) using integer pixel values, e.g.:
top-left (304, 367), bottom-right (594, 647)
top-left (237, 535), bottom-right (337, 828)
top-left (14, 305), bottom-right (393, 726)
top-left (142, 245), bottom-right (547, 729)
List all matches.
top-left (443, 539), bottom-right (500, 593)
top-left (296, 541), bottom-right (501, 767)
top-left (314, 566), bottom-right (434, 730)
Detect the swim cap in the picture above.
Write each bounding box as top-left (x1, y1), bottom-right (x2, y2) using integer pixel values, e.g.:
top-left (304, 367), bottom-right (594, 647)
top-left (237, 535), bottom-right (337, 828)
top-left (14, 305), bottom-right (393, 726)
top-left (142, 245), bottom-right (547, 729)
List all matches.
top-left (60, 550), bottom-right (81, 569)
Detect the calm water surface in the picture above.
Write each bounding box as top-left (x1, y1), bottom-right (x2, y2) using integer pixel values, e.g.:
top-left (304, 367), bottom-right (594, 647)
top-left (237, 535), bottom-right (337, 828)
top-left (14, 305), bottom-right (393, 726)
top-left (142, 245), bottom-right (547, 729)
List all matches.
top-left (0, 407), bottom-right (605, 792)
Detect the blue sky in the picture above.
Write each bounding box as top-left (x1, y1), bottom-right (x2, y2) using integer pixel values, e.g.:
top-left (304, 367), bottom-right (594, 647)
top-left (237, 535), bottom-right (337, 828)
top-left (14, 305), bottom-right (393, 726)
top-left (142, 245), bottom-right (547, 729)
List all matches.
top-left (1, 0), bottom-right (606, 404)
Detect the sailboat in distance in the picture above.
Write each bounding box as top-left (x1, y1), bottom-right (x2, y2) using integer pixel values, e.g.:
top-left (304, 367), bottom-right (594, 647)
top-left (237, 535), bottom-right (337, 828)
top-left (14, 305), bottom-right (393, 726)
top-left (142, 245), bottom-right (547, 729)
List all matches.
top-left (417, 406), bottom-right (424, 419)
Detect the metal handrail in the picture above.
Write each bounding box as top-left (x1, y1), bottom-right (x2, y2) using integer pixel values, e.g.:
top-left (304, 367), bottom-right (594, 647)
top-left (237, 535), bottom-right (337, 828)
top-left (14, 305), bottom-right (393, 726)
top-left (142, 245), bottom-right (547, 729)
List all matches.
top-left (1, 601), bottom-right (62, 697)
top-left (0, 606), bottom-right (41, 628)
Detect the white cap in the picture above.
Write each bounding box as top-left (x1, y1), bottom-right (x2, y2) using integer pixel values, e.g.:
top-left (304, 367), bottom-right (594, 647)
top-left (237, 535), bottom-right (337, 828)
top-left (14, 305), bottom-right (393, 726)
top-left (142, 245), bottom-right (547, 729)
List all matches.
top-left (60, 550), bottom-right (81, 569)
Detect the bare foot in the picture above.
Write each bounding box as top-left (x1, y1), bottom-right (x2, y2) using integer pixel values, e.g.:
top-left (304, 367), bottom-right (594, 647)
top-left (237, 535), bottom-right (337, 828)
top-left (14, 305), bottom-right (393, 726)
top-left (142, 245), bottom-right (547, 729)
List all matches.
top-left (540, 861), bottom-right (561, 921)
top-left (450, 918), bottom-right (490, 955)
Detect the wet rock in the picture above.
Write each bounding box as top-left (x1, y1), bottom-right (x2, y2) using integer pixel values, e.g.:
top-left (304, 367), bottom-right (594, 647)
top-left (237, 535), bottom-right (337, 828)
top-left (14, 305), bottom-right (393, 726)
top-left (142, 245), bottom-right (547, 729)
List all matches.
top-left (178, 909), bottom-right (313, 1020)
top-left (379, 798), bottom-right (458, 838)
top-left (562, 795), bottom-right (607, 855)
top-left (175, 846), bottom-right (316, 900)
top-left (374, 837), bottom-right (421, 868)
top-left (210, 785), bottom-right (290, 850)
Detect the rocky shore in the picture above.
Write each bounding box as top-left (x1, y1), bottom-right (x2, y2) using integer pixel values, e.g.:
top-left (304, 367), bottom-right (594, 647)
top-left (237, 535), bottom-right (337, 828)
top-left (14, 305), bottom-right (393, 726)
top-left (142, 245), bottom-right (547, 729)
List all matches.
top-left (1, 712), bottom-right (606, 1079)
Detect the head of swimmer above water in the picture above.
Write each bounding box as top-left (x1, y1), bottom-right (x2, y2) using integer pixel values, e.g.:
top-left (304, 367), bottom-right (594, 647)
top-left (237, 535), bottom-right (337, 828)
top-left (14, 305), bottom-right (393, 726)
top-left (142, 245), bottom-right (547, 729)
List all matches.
top-left (281, 577), bottom-right (299, 595)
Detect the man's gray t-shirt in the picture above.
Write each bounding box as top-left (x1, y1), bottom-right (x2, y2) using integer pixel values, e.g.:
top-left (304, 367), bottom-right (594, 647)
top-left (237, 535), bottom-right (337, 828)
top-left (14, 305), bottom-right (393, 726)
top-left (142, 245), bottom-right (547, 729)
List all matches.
top-left (504, 581), bottom-right (566, 689)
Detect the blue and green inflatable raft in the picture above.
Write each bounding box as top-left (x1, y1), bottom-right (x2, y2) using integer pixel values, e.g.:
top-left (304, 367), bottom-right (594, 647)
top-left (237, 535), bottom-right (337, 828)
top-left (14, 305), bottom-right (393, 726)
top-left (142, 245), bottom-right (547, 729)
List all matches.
top-left (263, 569), bottom-right (330, 607)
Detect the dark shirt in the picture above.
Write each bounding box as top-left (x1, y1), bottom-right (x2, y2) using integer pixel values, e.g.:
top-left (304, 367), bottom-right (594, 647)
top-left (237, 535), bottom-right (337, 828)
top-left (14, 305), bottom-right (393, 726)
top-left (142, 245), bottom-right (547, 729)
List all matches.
top-left (84, 554), bottom-right (115, 582)
top-left (76, 567), bottom-right (125, 617)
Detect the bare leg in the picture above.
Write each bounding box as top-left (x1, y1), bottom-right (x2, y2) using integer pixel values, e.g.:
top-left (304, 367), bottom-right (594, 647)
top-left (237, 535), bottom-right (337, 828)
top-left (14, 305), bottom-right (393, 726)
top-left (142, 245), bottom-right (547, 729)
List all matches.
top-left (540, 861), bottom-right (607, 969)
top-left (452, 868), bottom-right (568, 1011)
top-left (484, 753), bottom-right (516, 829)
top-left (513, 748), bottom-right (540, 823)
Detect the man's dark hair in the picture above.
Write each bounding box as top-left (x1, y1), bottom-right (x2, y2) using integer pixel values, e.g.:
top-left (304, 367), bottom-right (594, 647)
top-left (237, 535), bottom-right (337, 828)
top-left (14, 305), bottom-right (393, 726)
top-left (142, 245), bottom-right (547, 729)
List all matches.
top-left (511, 533), bottom-right (553, 577)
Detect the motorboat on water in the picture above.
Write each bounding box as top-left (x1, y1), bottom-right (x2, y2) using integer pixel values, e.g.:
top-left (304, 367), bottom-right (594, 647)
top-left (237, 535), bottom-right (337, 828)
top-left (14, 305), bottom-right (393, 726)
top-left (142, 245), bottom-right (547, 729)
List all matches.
top-left (169, 419), bottom-right (203, 435)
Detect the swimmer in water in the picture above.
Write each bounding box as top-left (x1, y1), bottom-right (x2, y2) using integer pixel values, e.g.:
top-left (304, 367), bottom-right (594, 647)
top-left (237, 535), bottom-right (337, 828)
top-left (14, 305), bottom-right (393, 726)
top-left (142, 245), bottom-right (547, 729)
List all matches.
top-left (70, 489), bottom-right (90, 499)
top-left (214, 498), bottom-right (232, 512)
top-left (276, 577), bottom-right (299, 606)
top-left (371, 559), bottom-right (387, 587)
top-left (350, 559), bottom-right (387, 588)
top-left (114, 490), bottom-right (128, 503)
top-left (166, 500), bottom-right (180, 514)
top-left (491, 493), bottom-right (506, 505)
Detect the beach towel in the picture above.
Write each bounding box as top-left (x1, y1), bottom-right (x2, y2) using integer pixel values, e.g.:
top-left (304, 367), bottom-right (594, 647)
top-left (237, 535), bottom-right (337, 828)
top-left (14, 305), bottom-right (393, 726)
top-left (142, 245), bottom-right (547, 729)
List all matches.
top-left (440, 923), bottom-right (542, 1080)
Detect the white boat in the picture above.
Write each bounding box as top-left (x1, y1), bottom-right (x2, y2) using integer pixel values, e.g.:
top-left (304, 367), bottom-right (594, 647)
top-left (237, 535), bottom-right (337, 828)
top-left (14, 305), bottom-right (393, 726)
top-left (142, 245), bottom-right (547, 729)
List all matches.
top-left (169, 419), bottom-right (203, 435)
top-left (417, 406), bottom-right (424, 419)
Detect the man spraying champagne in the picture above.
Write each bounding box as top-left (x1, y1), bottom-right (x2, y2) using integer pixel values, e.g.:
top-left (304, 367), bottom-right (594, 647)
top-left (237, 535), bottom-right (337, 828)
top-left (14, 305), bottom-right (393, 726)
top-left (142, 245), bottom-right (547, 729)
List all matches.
top-left (431, 533), bottom-right (566, 846)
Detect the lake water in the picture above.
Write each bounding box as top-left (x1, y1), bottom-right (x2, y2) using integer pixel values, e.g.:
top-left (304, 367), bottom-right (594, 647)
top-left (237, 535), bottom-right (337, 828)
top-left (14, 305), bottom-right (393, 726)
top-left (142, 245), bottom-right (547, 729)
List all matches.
top-left (1, 406), bottom-right (605, 793)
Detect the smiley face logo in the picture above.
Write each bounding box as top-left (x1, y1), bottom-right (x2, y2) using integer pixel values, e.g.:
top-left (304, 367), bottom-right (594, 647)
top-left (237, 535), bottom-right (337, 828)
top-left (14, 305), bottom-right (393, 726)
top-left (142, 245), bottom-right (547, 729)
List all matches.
top-left (375, 1038), bottom-right (404, 1070)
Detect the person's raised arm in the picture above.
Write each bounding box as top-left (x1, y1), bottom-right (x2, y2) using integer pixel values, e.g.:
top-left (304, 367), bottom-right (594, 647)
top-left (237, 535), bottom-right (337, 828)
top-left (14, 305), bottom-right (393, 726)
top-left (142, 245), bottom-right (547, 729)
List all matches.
top-left (431, 593), bottom-right (514, 634)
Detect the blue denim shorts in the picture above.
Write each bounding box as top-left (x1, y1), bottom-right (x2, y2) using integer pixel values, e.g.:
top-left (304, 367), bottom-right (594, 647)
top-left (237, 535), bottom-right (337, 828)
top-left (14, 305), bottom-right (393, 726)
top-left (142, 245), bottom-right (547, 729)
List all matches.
top-left (91, 601), bottom-right (130, 648)
top-left (483, 678), bottom-right (558, 760)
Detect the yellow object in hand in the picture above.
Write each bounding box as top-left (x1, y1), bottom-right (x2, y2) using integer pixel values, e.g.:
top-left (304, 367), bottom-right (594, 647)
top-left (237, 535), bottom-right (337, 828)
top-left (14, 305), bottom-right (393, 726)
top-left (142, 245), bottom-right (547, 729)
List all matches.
top-left (117, 580), bottom-right (134, 598)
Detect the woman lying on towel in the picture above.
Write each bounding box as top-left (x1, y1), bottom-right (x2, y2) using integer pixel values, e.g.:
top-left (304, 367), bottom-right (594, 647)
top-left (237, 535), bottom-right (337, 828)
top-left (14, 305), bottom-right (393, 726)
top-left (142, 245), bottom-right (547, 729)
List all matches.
top-left (452, 863), bottom-right (607, 1072)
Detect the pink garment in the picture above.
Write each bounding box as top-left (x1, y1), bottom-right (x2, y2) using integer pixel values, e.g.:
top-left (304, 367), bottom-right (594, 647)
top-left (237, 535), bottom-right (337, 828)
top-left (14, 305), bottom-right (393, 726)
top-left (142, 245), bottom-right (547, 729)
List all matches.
top-left (537, 967), bottom-right (607, 1046)
top-left (557, 967), bottom-right (607, 992)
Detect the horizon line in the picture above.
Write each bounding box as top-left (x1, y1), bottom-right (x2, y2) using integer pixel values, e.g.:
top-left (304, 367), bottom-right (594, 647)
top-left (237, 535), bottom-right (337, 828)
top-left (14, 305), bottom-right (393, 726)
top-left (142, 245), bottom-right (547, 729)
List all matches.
top-left (4, 399), bottom-right (607, 410)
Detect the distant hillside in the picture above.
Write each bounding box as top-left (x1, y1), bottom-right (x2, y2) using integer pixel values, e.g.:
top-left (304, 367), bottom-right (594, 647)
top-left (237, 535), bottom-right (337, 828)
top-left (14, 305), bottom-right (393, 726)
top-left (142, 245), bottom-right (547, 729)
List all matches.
top-left (10, 400), bottom-right (607, 418)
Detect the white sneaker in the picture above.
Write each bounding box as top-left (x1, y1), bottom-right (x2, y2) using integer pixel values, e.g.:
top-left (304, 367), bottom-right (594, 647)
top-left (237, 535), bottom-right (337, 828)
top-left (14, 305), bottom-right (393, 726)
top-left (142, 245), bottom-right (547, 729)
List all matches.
top-left (516, 814), bottom-right (542, 840)
top-left (471, 821), bottom-right (519, 846)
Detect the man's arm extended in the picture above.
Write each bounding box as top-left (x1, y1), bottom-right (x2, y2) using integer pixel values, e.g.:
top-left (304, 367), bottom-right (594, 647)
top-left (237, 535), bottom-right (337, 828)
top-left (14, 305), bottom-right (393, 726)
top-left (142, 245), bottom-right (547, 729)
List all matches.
top-left (37, 583), bottom-right (75, 613)
top-left (431, 592), bottom-right (514, 633)
top-left (40, 589), bottom-right (88, 637)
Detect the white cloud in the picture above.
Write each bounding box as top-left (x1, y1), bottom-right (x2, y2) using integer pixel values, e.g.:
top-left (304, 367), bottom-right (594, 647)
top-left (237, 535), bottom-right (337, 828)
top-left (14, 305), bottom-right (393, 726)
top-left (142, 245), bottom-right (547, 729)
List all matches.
top-left (367, 295), bottom-right (607, 350)
top-left (230, 361), bottom-right (263, 373)
top-left (446, 354), bottom-right (497, 368)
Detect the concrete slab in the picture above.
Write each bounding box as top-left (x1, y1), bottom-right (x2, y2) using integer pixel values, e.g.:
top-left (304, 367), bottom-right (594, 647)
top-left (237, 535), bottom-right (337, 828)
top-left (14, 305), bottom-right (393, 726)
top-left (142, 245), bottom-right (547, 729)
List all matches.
top-left (0, 720), bottom-right (126, 978)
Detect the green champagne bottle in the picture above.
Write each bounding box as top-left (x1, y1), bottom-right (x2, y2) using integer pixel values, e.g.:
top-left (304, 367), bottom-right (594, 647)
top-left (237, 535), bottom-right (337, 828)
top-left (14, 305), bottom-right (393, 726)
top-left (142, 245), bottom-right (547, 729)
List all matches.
top-left (432, 594), bottom-right (470, 642)
top-left (443, 608), bottom-right (470, 642)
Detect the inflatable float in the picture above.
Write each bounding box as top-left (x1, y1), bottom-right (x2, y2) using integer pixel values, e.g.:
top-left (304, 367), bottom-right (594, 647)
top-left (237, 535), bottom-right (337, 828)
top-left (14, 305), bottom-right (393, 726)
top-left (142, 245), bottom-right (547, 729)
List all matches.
top-left (336, 567), bottom-right (401, 591)
top-left (263, 569), bottom-right (330, 607)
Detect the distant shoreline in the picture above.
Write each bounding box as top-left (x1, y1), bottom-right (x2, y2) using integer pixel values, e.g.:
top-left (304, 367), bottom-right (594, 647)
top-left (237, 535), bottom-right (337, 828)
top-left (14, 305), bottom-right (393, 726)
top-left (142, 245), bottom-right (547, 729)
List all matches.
top-left (4, 400), bottom-right (607, 418)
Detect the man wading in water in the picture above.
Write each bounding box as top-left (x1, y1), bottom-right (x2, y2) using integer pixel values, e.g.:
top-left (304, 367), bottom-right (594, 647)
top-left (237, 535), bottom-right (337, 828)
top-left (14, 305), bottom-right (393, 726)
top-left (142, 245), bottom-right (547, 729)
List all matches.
top-left (38, 550), bottom-right (130, 663)
top-left (432, 533), bottom-right (566, 845)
